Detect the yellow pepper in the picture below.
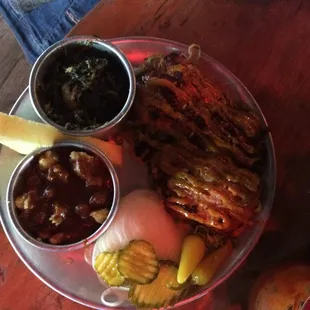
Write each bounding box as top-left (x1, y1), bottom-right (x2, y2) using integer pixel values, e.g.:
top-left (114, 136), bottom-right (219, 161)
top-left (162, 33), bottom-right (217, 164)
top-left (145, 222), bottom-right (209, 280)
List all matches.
top-left (177, 234), bottom-right (206, 284)
top-left (191, 241), bottom-right (233, 286)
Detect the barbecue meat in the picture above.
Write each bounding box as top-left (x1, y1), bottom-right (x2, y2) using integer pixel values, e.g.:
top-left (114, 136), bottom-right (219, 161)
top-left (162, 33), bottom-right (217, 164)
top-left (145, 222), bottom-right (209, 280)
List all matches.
top-left (127, 45), bottom-right (266, 231)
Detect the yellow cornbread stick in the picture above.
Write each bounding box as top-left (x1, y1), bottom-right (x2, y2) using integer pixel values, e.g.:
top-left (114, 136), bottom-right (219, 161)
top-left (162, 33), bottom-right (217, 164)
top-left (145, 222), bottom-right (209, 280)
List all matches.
top-left (0, 112), bottom-right (123, 166)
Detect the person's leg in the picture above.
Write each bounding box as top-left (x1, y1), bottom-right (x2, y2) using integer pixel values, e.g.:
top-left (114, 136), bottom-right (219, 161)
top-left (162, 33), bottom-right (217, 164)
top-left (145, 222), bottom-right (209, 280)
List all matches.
top-left (10, 0), bottom-right (54, 13)
top-left (0, 0), bottom-right (100, 64)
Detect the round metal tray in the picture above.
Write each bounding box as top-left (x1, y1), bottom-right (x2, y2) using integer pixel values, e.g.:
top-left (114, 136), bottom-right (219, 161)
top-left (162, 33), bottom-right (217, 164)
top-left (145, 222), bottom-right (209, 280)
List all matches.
top-left (0, 37), bottom-right (276, 309)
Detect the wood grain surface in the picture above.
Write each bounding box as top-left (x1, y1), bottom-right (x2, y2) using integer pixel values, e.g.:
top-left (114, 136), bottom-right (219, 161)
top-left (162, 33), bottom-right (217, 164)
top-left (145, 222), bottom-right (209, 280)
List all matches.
top-left (0, 16), bottom-right (30, 113)
top-left (1, 0), bottom-right (310, 309)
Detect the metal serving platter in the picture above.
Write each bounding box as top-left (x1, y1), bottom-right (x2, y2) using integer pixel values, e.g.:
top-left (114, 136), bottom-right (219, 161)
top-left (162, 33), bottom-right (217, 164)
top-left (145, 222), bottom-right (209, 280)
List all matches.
top-left (0, 37), bottom-right (276, 309)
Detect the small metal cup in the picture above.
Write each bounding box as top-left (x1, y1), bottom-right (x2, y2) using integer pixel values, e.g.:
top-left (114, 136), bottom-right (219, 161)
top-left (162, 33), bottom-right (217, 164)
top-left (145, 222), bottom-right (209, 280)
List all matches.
top-left (6, 140), bottom-right (120, 252)
top-left (29, 36), bottom-right (136, 139)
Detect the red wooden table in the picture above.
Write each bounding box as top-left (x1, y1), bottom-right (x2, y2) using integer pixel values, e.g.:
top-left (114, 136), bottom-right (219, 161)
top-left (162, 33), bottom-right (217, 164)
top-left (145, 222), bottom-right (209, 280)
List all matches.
top-left (2, 1), bottom-right (310, 309)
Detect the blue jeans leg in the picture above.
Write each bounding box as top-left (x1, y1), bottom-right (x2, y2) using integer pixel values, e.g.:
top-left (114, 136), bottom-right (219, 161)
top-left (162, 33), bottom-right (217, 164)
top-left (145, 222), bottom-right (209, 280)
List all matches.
top-left (0, 0), bottom-right (100, 64)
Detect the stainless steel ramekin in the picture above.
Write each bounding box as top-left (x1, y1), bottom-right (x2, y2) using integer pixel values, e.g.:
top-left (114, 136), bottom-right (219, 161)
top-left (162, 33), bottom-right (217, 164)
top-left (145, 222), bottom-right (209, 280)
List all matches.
top-left (6, 140), bottom-right (120, 252)
top-left (29, 36), bottom-right (136, 139)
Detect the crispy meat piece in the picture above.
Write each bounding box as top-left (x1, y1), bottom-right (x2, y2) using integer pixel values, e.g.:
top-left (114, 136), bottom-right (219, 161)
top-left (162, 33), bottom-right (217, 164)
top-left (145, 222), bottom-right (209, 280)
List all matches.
top-left (49, 202), bottom-right (68, 226)
top-left (38, 150), bottom-right (59, 171)
top-left (15, 190), bottom-right (37, 211)
top-left (47, 164), bottom-right (69, 183)
top-left (70, 151), bottom-right (103, 187)
top-left (90, 209), bottom-right (109, 224)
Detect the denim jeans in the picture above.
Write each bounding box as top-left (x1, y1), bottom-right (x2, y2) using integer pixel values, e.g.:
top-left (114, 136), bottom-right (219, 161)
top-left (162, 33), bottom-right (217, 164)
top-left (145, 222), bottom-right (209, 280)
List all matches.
top-left (0, 0), bottom-right (100, 64)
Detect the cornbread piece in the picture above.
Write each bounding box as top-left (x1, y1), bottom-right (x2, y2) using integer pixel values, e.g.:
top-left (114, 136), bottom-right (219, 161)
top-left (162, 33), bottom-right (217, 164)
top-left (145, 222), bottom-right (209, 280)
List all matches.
top-left (70, 151), bottom-right (104, 187)
top-left (0, 112), bottom-right (123, 166)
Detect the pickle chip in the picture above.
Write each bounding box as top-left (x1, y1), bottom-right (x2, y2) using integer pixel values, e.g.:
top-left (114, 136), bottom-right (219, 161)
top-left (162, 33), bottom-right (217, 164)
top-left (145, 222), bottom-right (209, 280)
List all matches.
top-left (94, 252), bottom-right (125, 287)
top-left (118, 240), bottom-right (160, 285)
top-left (129, 261), bottom-right (183, 309)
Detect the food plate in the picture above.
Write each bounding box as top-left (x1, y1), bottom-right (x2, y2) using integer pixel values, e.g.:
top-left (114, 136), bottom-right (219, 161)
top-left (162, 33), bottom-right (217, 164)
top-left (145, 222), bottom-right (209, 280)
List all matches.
top-left (0, 37), bottom-right (276, 309)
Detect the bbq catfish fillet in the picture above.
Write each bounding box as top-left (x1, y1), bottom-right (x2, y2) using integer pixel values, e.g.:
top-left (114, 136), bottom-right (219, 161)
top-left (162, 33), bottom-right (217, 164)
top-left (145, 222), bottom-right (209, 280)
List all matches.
top-left (0, 112), bottom-right (122, 166)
